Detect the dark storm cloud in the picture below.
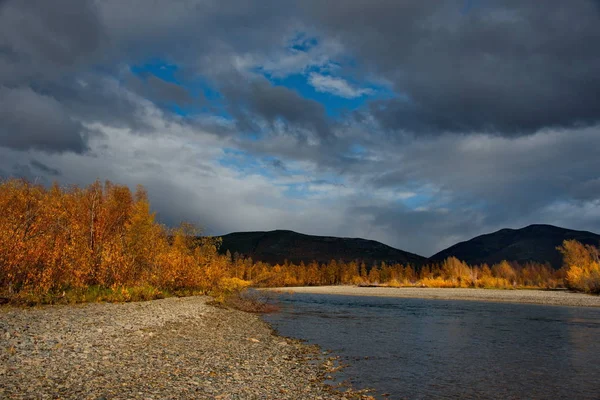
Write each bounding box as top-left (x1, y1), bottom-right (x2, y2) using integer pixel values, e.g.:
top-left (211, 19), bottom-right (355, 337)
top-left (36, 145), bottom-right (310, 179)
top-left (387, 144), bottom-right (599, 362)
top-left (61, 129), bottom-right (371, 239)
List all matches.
top-left (128, 74), bottom-right (195, 105)
top-left (222, 77), bottom-right (332, 140)
top-left (38, 76), bottom-right (156, 133)
top-left (0, 0), bottom-right (104, 152)
top-left (302, 0), bottom-right (600, 135)
top-left (11, 163), bottom-right (34, 180)
top-left (30, 160), bottom-right (61, 176)
top-left (147, 76), bottom-right (193, 104)
top-left (0, 86), bottom-right (88, 153)
top-left (356, 125), bottom-right (600, 250)
top-left (1, 0), bottom-right (599, 255)
top-left (0, 0), bottom-right (105, 84)
top-left (3, 0), bottom-right (600, 146)
top-left (0, 0), bottom-right (296, 147)
top-left (348, 203), bottom-right (487, 256)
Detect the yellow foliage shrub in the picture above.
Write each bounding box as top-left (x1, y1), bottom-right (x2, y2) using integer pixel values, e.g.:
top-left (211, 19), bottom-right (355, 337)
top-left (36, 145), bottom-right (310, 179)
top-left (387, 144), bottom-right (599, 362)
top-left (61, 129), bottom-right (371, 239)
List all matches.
top-left (477, 276), bottom-right (512, 289)
top-left (351, 275), bottom-right (364, 286)
top-left (559, 240), bottom-right (600, 293)
top-left (218, 277), bottom-right (252, 295)
top-left (420, 277), bottom-right (457, 288)
top-left (385, 279), bottom-right (404, 288)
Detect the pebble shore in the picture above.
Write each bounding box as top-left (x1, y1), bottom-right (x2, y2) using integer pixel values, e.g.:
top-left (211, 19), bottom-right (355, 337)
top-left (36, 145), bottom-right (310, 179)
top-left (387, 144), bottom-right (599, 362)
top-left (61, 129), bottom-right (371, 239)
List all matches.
top-left (267, 286), bottom-right (600, 307)
top-left (0, 296), bottom-right (360, 400)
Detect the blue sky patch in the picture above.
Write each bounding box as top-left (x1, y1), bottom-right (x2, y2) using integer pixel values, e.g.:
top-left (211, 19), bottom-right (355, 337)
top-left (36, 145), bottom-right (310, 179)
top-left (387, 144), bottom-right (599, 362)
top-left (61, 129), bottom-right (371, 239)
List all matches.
top-left (268, 73), bottom-right (376, 117)
top-left (130, 58), bottom-right (228, 118)
top-left (131, 59), bottom-right (180, 83)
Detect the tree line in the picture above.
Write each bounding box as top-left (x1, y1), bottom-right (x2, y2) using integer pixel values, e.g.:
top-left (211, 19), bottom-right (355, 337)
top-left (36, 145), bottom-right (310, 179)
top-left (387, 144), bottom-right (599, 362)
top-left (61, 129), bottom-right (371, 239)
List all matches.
top-left (0, 178), bottom-right (247, 302)
top-left (225, 253), bottom-right (566, 289)
top-left (0, 178), bottom-right (598, 303)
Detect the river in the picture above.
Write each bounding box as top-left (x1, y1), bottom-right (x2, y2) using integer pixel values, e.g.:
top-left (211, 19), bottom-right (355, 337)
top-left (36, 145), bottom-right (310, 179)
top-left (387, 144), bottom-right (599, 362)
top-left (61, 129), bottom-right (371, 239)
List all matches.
top-left (263, 293), bottom-right (600, 399)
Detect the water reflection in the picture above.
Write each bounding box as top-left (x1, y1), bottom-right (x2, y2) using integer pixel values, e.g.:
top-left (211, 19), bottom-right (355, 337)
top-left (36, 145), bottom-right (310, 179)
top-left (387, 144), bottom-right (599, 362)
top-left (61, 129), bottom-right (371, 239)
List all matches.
top-left (263, 294), bottom-right (600, 399)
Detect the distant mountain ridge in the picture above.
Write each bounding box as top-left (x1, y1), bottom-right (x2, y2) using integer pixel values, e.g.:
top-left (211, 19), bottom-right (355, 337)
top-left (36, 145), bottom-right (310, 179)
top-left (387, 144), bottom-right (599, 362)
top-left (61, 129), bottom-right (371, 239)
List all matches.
top-left (218, 225), bottom-right (600, 269)
top-left (430, 224), bottom-right (600, 269)
top-left (218, 230), bottom-right (427, 267)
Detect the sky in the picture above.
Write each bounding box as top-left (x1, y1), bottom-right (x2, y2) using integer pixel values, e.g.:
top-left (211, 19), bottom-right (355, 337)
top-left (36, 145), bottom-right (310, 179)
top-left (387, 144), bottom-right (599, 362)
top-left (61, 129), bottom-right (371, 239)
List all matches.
top-left (1, 0), bottom-right (600, 257)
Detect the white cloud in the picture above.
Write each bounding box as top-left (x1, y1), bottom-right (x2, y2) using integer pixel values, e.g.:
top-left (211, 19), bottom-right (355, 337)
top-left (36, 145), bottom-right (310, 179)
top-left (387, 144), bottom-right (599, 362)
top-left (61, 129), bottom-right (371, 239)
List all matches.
top-left (0, 84), bottom-right (400, 249)
top-left (307, 72), bottom-right (375, 99)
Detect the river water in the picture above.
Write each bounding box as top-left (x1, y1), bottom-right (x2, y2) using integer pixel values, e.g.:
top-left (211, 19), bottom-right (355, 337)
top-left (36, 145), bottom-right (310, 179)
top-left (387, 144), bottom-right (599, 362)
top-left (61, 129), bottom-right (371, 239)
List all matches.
top-left (262, 293), bottom-right (600, 399)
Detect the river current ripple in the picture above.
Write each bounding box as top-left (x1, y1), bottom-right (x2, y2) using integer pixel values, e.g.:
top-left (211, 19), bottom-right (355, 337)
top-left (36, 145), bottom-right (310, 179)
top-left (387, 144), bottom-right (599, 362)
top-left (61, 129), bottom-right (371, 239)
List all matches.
top-left (263, 293), bottom-right (600, 399)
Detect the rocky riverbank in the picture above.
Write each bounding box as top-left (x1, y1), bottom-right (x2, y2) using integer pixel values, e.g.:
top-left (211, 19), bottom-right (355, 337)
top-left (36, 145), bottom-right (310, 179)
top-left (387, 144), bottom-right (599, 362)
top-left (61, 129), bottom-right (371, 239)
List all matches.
top-left (0, 296), bottom-right (361, 399)
top-left (266, 286), bottom-right (600, 307)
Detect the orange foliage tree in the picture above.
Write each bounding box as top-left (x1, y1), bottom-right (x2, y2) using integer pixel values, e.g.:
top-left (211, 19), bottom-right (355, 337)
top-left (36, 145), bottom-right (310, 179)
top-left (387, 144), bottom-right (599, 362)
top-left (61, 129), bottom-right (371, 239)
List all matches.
top-left (558, 240), bottom-right (600, 294)
top-left (0, 178), bottom-right (244, 300)
top-left (0, 178), bottom-right (570, 302)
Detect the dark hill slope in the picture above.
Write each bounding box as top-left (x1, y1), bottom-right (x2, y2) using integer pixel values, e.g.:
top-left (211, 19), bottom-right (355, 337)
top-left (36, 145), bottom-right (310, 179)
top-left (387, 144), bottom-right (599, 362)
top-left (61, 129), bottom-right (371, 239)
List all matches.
top-left (430, 224), bottom-right (600, 269)
top-left (218, 230), bottom-right (426, 267)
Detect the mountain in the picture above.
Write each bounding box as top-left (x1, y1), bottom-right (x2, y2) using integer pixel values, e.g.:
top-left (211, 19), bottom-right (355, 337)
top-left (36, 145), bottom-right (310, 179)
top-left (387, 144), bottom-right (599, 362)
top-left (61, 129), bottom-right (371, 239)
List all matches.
top-left (430, 224), bottom-right (600, 269)
top-left (218, 230), bottom-right (427, 266)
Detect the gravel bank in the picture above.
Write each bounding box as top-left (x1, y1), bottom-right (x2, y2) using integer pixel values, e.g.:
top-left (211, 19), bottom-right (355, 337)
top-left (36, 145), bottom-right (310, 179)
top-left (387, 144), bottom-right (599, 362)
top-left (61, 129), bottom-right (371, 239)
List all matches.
top-left (0, 296), bottom-right (359, 399)
top-left (266, 286), bottom-right (600, 307)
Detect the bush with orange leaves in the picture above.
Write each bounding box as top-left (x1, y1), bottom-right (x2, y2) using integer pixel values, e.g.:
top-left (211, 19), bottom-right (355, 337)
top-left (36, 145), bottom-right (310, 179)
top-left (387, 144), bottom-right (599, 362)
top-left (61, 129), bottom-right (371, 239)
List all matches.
top-left (0, 178), bottom-right (247, 302)
top-left (0, 178), bottom-right (574, 303)
top-left (558, 240), bottom-right (600, 294)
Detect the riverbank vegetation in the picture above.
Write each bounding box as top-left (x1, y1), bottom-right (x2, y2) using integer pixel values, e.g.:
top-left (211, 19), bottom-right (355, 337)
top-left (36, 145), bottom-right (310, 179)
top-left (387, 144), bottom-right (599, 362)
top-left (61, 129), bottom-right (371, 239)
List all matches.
top-left (1, 178), bottom-right (598, 304)
top-left (558, 240), bottom-right (600, 294)
top-left (0, 178), bottom-right (248, 304)
top-left (244, 256), bottom-right (565, 289)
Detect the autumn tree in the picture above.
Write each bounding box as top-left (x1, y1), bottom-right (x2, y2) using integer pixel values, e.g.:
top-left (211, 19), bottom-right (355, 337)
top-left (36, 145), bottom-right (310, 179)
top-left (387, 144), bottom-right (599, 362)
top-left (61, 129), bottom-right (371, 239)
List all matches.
top-left (442, 257), bottom-right (472, 287)
top-left (558, 240), bottom-right (600, 293)
top-left (492, 260), bottom-right (517, 287)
